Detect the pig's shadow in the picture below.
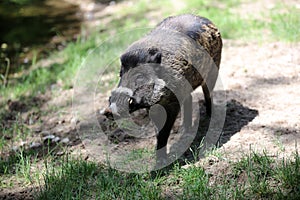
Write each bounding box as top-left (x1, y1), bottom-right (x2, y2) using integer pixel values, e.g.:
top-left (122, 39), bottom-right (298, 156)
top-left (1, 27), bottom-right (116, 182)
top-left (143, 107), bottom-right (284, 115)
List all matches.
top-left (176, 98), bottom-right (259, 163)
top-left (96, 96), bottom-right (258, 169)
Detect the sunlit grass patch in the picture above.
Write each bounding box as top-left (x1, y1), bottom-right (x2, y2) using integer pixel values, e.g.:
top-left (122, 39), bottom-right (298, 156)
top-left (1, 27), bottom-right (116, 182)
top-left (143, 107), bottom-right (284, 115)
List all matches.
top-left (36, 156), bottom-right (162, 200)
top-left (269, 5), bottom-right (300, 42)
top-left (0, 149), bottom-right (41, 189)
top-left (33, 149), bottom-right (300, 199)
top-left (165, 149), bottom-right (300, 199)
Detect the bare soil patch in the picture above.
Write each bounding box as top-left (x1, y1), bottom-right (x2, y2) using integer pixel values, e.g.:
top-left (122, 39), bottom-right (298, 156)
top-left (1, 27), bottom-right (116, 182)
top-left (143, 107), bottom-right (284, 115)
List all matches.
top-left (218, 40), bottom-right (300, 161)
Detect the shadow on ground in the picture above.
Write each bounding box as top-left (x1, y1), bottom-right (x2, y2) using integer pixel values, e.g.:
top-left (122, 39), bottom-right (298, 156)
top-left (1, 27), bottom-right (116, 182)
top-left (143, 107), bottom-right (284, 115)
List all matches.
top-left (0, 186), bottom-right (38, 200)
top-left (178, 97), bottom-right (259, 164)
top-left (95, 92), bottom-right (259, 171)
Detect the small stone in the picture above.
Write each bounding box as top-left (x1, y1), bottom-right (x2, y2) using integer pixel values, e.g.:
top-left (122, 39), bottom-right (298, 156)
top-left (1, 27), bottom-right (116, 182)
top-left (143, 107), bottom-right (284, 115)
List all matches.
top-left (58, 120), bottom-right (65, 124)
top-left (43, 135), bottom-right (60, 144)
top-left (52, 136), bottom-right (61, 143)
top-left (30, 142), bottom-right (41, 148)
top-left (60, 137), bottom-right (70, 144)
top-left (20, 141), bottom-right (27, 146)
top-left (43, 135), bottom-right (55, 141)
top-left (56, 151), bottom-right (65, 156)
top-left (12, 146), bottom-right (18, 151)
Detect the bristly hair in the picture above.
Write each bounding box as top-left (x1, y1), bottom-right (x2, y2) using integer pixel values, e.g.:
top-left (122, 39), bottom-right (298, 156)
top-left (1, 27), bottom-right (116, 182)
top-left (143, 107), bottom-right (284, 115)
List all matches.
top-left (120, 47), bottom-right (161, 76)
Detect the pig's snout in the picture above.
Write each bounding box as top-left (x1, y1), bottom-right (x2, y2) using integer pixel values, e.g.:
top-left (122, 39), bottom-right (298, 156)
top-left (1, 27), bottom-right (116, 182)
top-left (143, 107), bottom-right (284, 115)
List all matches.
top-left (108, 86), bottom-right (136, 118)
top-left (108, 100), bottom-right (131, 118)
top-left (109, 103), bottom-right (120, 116)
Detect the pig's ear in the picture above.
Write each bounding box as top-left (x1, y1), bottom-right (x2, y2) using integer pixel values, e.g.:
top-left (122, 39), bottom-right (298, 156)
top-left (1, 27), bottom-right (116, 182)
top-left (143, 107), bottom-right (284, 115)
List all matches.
top-left (120, 53), bottom-right (132, 76)
top-left (120, 53), bottom-right (130, 70)
top-left (147, 47), bottom-right (161, 64)
top-left (120, 52), bottom-right (139, 69)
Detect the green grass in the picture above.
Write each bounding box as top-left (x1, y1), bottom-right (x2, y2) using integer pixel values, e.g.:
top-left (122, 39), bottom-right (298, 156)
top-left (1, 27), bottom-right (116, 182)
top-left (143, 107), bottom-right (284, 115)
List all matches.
top-left (0, 149), bottom-right (40, 188)
top-left (182, 0), bottom-right (299, 42)
top-left (0, 114), bottom-right (31, 152)
top-left (33, 150), bottom-right (300, 199)
top-left (37, 156), bottom-right (162, 200)
top-left (269, 5), bottom-right (300, 42)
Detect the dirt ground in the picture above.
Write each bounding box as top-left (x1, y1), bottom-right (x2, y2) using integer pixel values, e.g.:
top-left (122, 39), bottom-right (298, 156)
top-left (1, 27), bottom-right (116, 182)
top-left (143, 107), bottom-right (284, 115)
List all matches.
top-left (217, 40), bottom-right (300, 159)
top-left (1, 0), bottom-right (299, 199)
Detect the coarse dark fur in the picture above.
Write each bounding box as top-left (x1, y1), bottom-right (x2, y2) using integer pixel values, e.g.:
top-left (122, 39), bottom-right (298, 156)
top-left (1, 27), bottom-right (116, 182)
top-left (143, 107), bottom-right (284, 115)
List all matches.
top-left (107, 14), bottom-right (222, 162)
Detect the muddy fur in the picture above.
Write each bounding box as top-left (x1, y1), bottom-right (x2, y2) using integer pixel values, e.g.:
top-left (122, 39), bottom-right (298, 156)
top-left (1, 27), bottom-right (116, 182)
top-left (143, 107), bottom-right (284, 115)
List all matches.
top-left (107, 14), bottom-right (222, 161)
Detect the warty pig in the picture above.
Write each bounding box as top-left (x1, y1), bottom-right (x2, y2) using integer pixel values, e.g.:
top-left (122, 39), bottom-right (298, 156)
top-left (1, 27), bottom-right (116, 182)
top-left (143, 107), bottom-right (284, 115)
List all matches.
top-left (106, 14), bottom-right (222, 162)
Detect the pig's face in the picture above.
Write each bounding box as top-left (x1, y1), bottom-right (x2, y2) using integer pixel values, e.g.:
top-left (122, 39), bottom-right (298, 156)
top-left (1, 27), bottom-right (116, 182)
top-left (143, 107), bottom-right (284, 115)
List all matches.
top-left (108, 48), bottom-right (165, 117)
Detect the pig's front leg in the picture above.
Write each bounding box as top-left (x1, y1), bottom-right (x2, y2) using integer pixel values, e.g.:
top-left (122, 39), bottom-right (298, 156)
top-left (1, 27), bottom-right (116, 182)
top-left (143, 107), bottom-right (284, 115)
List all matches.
top-left (183, 94), bottom-right (192, 131)
top-left (150, 102), bottom-right (180, 166)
